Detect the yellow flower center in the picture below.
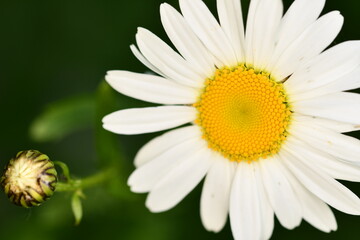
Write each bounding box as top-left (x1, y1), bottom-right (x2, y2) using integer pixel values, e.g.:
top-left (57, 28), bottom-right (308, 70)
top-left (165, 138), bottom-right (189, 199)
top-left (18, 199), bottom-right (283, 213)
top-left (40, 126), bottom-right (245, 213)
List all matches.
top-left (194, 65), bottom-right (292, 162)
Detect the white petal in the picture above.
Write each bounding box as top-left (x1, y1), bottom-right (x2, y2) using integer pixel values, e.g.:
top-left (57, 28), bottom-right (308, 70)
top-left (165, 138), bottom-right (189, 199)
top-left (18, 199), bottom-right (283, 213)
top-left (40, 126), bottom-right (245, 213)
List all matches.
top-left (329, 66), bottom-right (360, 91)
top-left (160, 3), bottom-right (216, 78)
top-left (298, 67), bottom-right (360, 99)
top-left (146, 147), bottom-right (212, 212)
top-left (286, 137), bottom-right (360, 182)
top-left (106, 71), bottom-right (199, 104)
top-left (260, 156), bottom-right (302, 229)
top-left (294, 114), bottom-right (360, 133)
top-left (248, 0), bottom-right (283, 69)
top-left (179, 0), bottom-right (237, 67)
top-left (286, 41), bottom-right (360, 99)
top-left (280, 155), bottom-right (337, 232)
top-left (230, 162), bottom-right (263, 240)
top-left (200, 153), bottom-right (236, 232)
top-left (136, 28), bottom-right (204, 88)
top-left (130, 44), bottom-right (164, 76)
top-left (244, 0), bottom-right (260, 65)
top-left (102, 106), bottom-right (196, 135)
top-left (292, 123), bottom-right (360, 164)
top-left (294, 92), bottom-right (360, 125)
top-left (282, 149), bottom-right (360, 215)
top-left (134, 125), bottom-right (201, 167)
top-left (271, 11), bottom-right (343, 80)
top-left (269, 0), bottom-right (325, 70)
top-left (253, 162), bottom-right (275, 240)
top-left (128, 137), bottom-right (205, 193)
top-left (217, 0), bottom-right (245, 62)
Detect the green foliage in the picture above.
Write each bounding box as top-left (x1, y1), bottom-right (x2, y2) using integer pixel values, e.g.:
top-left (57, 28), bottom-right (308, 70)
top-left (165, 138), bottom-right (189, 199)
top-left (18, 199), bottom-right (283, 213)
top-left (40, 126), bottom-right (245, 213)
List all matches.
top-left (71, 190), bottom-right (85, 226)
top-left (29, 95), bottom-right (95, 142)
top-left (26, 82), bottom-right (134, 227)
top-left (53, 161), bottom-right (71, 181)
top-left (95, 82), bottom-right (124, 166)
top-left (95, 81), bottom-right (134, 200)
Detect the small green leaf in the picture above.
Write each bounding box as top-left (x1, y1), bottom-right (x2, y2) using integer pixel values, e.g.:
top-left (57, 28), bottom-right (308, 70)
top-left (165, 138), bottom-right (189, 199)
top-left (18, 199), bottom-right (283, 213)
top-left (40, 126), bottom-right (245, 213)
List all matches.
top-left (29, 94), bottom-right (95, 142)
top-left (71, 190), bottom-right (84, 226)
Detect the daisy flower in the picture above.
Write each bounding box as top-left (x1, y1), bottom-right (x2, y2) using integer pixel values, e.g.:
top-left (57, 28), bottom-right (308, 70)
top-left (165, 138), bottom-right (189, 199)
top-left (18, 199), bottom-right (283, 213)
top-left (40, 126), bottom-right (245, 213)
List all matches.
top-left (103, 0), bottom-right (360, 239)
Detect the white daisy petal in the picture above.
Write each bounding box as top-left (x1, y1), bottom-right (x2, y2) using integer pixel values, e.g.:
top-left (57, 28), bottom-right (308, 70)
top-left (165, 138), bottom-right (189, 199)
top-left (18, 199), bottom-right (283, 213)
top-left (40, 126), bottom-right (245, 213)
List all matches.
top-left (291, 66), bottom-right (360, 101)
top-left (136, 27), bottom-right (204, 88)
top-left (286, 137), bottom-right (360, 182)
top-left (130, 44), bottom-right (164, 76)
top-left (301, 196), bottom-right (337, 233)
top-left (269, 0), bottom-right (325, 69)
top-left (312, 66), bottom-right (360, 94)
top-left (253, 162), bottom-right (275, 240)
top-left (217, 0), bottom-right (245, 62)
top-left (272, 11), bottom-right (344, 80)
top-left (260, 156), bottom-right (302, 229)
top-left (294, 114), bottom-right (360, 133)
top-left (106, 71), bottom-right (198, 105)
top-left (280, 157), bottom-right (337, 232)
top-left (146, 147), bottom-right (212, 212)
top-left (249, 0), bottom-right (283, 69)
top-left (102, 106), bottom-right (196, 135)
top-left (200, 153), bottom-right (236, 232)
top-left (244, 0), bottom-right (260, 65)
top-left (329, 65), bottom-right (360, 91)
top-left (134, 126), bottom-right (201, 167)
top-left (282, 149), bottom-right (360, 215)
top-left (286, 41), bottom-right (360, 98)
top-left (160, 3), bottom-right (216, 78)
top-left (128, 137), bottom-right (205, 193)
top-left (179, 0), bottom-right (237, 67)
top-left (292, 123), bottom-right (360, 164)
top-left (294, 92), bottom-right (360, 125)
top-left (230, 162), bottom-right (263, 240)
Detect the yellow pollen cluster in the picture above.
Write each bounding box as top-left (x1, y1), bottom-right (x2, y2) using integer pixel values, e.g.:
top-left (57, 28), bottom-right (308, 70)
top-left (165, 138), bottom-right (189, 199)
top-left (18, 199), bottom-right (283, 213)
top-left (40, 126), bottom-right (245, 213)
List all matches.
top-left (194, 65), bottom-right (292, 162)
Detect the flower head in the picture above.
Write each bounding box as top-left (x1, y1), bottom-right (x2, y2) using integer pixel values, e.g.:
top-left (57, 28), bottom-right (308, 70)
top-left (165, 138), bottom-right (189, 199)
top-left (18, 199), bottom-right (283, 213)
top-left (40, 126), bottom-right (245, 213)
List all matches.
top-left (1, 150), bottom-right (57, 208)
top-left (103, 0), bottom-right (360, 239)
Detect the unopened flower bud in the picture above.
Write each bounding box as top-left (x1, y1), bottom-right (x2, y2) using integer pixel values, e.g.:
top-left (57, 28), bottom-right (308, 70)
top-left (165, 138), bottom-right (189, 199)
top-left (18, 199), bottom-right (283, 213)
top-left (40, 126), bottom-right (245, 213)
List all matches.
top-left (1, 150), bottom-right (57, 207)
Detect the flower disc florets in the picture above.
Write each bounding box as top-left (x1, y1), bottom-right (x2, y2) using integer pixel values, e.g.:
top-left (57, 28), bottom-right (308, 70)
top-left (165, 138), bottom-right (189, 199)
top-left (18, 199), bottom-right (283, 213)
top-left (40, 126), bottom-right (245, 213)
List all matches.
top-left (194, 65), bottom-right (292, 162)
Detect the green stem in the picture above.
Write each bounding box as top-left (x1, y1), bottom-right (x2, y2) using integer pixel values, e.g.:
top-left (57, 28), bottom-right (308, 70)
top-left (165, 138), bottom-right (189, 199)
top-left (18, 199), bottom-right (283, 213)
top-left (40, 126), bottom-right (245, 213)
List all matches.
top-left (56, 168), bottom-right (114, 192)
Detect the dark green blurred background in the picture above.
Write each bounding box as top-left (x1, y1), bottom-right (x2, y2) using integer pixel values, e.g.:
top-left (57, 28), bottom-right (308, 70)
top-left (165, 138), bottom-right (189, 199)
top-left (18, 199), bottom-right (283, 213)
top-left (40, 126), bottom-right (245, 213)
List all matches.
top-left (1, 0), bottom-right (360, 239)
